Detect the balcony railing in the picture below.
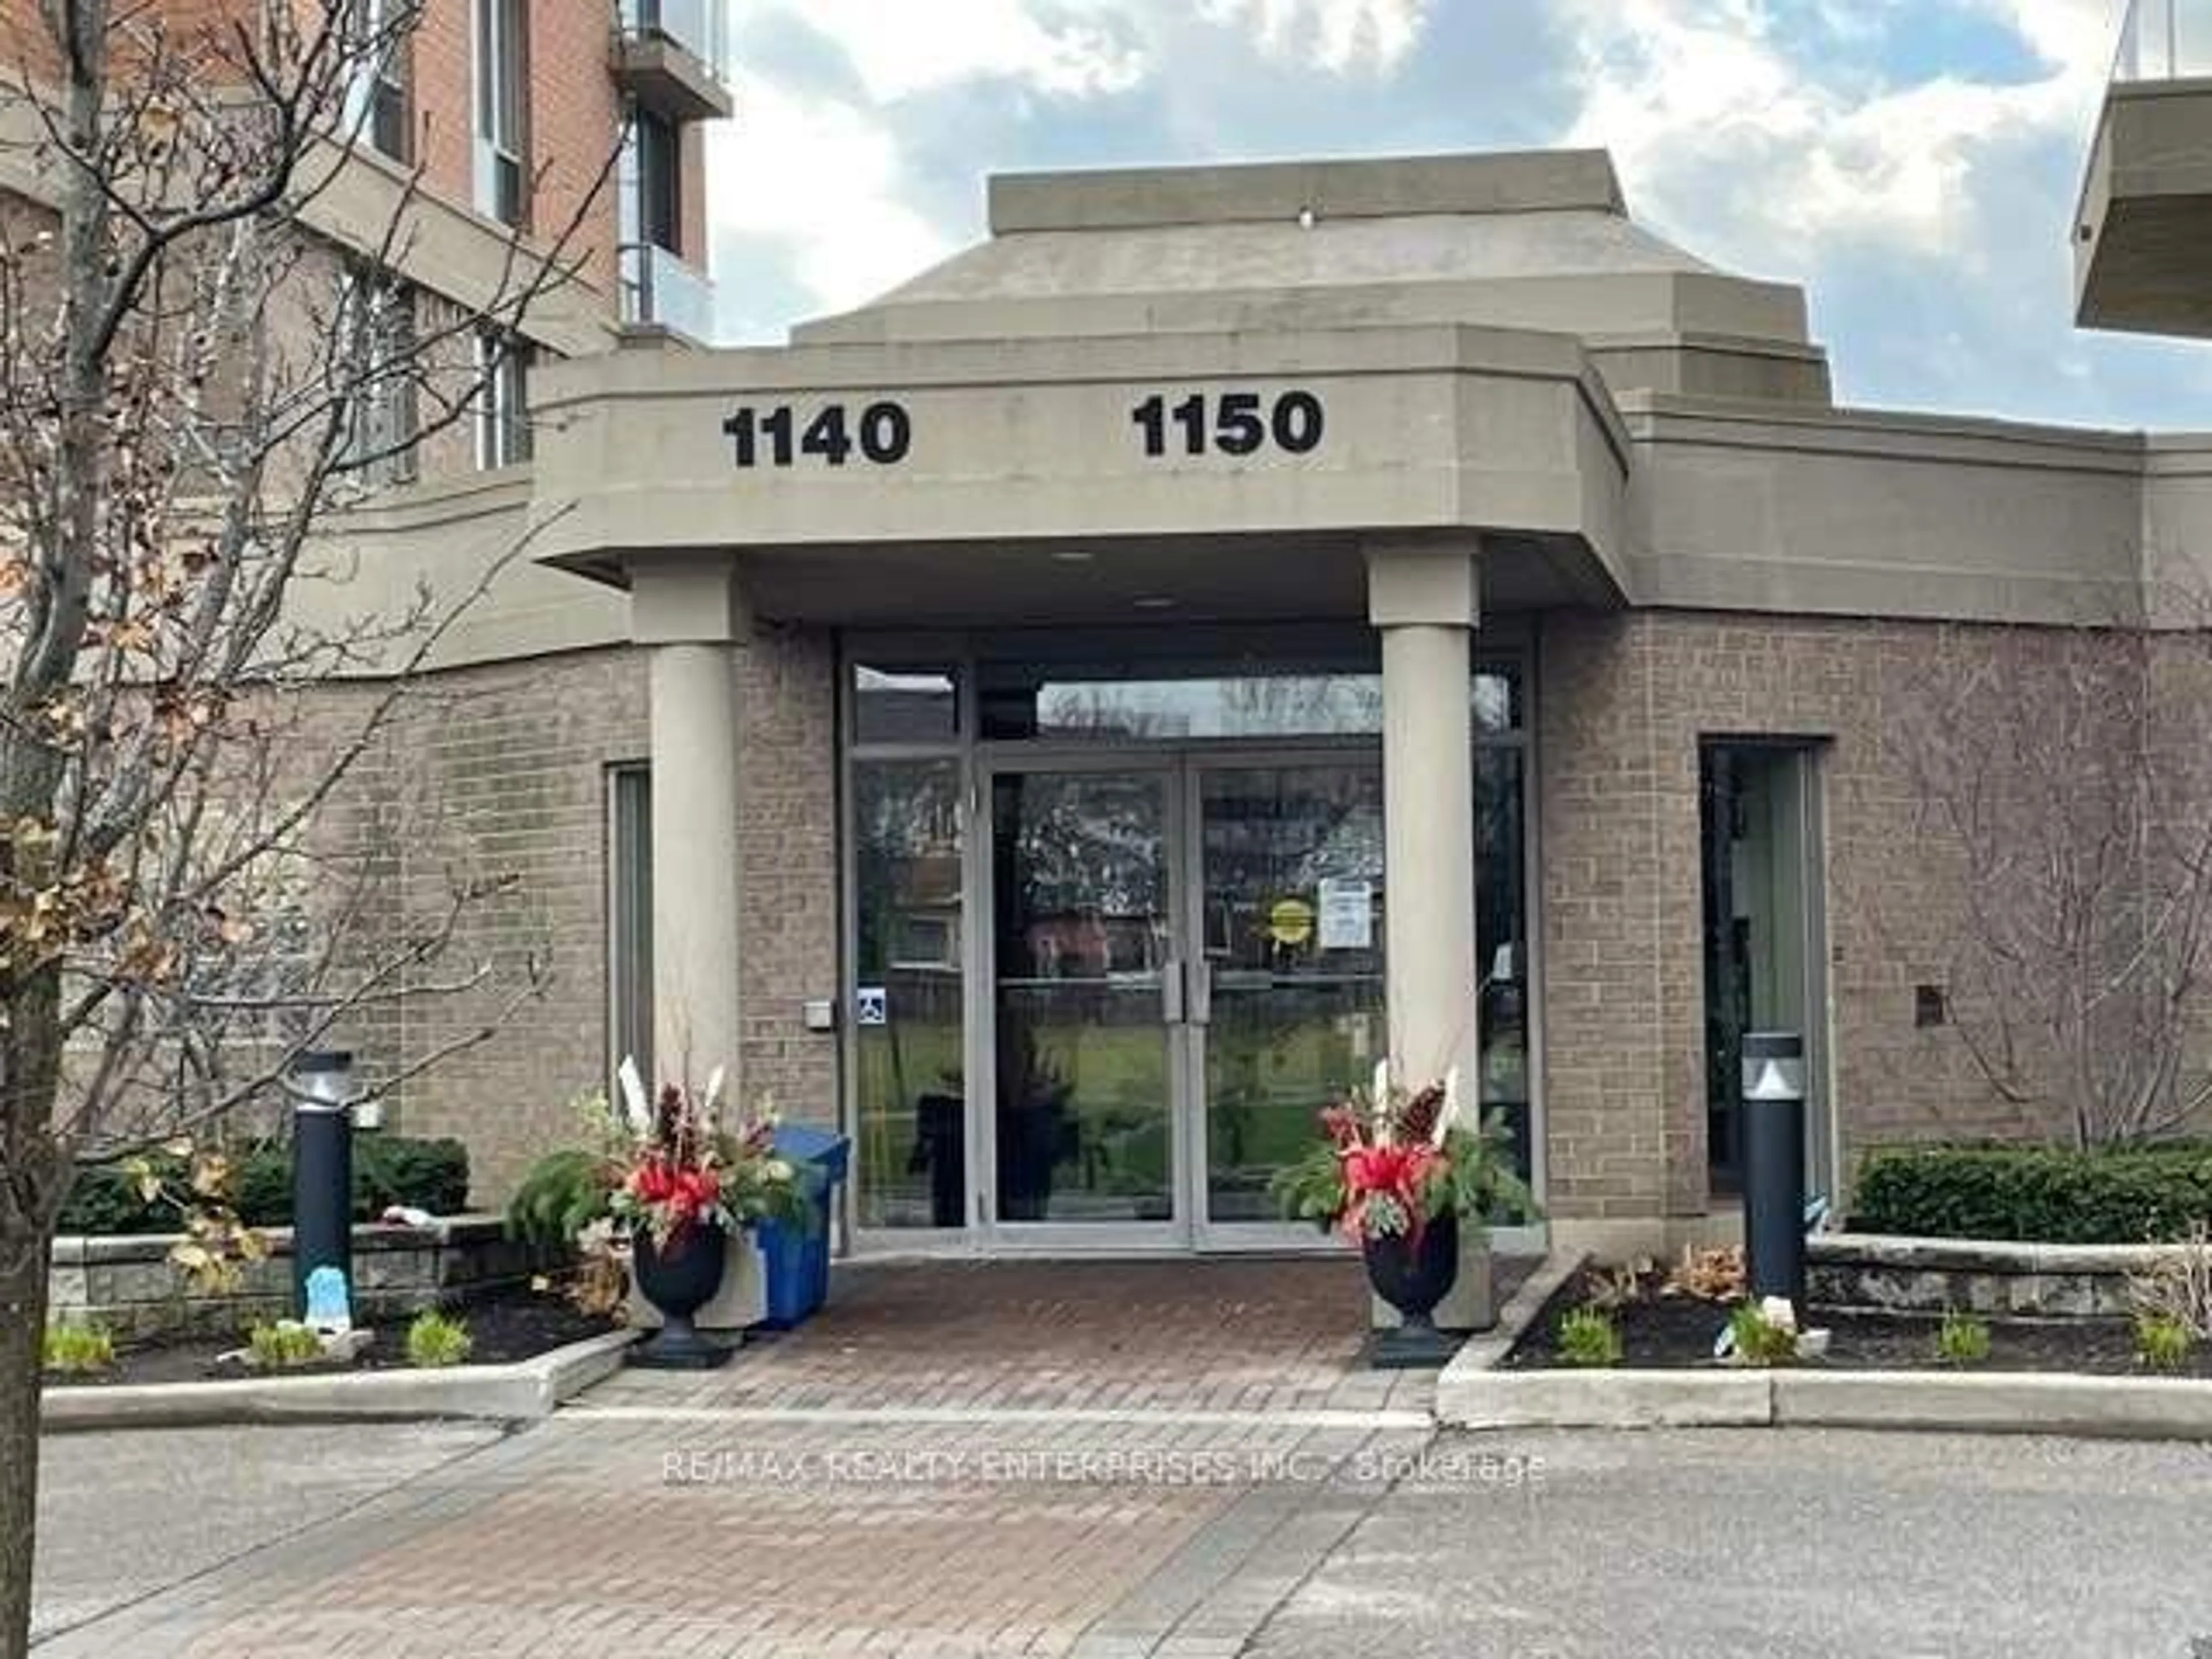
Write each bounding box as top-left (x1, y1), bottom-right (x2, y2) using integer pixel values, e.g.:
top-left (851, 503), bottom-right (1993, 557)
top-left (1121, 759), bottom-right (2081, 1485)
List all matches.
top-left (622, 242), bottom-right (718, 344)
top-left (2115, 0), bottom-right (2212, 81)
top-left (618, 0), bottom-right (730, 81)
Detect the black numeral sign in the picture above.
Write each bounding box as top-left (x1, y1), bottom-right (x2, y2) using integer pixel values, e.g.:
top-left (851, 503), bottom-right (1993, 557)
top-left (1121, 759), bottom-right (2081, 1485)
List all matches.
top-left (1131, 391), bottom-right (1325, 459)
top-left (725, 402), bottom-right (912, 468)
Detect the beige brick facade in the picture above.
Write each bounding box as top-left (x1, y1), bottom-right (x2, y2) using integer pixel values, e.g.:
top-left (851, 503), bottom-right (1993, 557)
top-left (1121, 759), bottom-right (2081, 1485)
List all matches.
top-left (321, 628), bottom-right (840, 1203)
top-left (1535, 608), bottom-right (2182, 1228)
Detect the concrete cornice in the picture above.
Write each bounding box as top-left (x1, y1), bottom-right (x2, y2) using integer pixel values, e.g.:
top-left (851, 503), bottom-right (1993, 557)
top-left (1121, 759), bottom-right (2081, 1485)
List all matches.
top-left (1617, 390), bottom-right (2148, 473)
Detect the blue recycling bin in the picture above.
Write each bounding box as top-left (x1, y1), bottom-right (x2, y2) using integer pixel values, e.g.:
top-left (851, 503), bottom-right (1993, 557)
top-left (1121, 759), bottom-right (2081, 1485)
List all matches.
top-left (756, 1123), bottom-right (850, 1330)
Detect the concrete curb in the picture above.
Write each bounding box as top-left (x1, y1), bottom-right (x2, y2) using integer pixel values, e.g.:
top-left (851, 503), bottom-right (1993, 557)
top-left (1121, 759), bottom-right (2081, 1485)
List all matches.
top-left (1439, 1368), bottom-right (1773, 1430)
top-left (40, 1330), bottom-right (637, 1434)
top-left (1443, 1247), bottom-right (1588, 1374)
top-left (1771, 1369), bottom-right (2212, 1440)
top-left (1440, 1365), bottom-right (2212, 1441)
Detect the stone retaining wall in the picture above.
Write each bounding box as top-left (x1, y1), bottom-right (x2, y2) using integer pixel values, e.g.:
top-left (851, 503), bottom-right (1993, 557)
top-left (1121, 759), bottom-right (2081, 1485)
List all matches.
top-left (1809, 1233), bottom-right (2187, 1319)
top-left (48, 1215), bottom-right (559, 1339)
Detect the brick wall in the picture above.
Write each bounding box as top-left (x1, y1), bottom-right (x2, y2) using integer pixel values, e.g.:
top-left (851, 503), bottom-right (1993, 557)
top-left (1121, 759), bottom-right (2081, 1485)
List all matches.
top-left (302, 626), bottom-right (841, 1205)
top-left (736, 628), bottom-right (842, 1129)
top-left (1536, 609), bottom-right (2177, 1226)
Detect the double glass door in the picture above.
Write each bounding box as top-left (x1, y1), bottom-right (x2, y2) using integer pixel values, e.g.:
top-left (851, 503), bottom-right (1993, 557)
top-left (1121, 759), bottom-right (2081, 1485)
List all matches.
top-left (987, 752), bottom-right (1385, 1247)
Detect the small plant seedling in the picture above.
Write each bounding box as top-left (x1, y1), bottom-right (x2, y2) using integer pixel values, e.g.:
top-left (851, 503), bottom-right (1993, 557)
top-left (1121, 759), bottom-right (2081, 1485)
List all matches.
top-left (1726, 1301), bottom-right (1800, 1368)
top-left (2136, 1312), bottom-right (2196, 1374)
top-left (42, 1321), bottom-right (117, 1376)
top-left (1936, 1309), bottom-right (1991, 1366)
top-left (246, 1321), bottom-right (327, 1370)
top-left (406, 1309), bottom-right (474, 1369)
top-left (1557, 1305), bottom-right (1624, 1369)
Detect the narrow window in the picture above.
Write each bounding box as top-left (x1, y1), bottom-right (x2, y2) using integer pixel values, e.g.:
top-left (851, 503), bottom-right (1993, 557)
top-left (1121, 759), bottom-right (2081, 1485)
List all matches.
top-left (635, 111), bottom-right (680, 253)
top-left (343, 0), bottom-right (411, 162)
top-left (472, 0), bottom-right (528, 226)
top-left (474, 331), bottom-right (532, 469)
top-left (338, 264), bottom-right (419, 488)
top-left (608, 764), bottom-right (654, 1089)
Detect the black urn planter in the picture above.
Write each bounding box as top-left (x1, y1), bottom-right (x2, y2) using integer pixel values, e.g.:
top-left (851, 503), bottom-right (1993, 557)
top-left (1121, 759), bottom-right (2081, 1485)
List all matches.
top-left (631, 1223), bottom-right (735, 1370)
top-left (1363, 1211), bottom-right (1463, 1370)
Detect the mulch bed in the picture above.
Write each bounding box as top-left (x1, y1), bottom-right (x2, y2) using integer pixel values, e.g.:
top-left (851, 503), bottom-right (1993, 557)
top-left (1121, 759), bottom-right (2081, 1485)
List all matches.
top-left (45, 1292), bottom-right (619, 1389)
top-left (1507, 1267), bottom-right (2212, 1380)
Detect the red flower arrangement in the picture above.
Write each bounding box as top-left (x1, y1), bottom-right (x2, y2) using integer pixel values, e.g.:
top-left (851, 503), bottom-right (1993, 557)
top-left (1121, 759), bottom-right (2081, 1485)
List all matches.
top-left (606, 1066), bottom-right (796, 1252)
top-left (1278, 1063), bottom-right (1531, 1245)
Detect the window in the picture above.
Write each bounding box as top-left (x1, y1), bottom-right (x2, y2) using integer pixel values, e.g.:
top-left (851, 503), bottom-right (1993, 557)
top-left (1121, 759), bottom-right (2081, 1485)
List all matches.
top-left (338, 266), bottom-right (418, 488)
top-left (472, 0), bottom-right (527, 226)
top-left (634, 111), bottom-right (680, 253)
top-left (343, 0), bottom-right (410, 161)
top-left (474, 331), bottom-right (531, 469)
top-left (608, 765), bottom-right (654, 1089)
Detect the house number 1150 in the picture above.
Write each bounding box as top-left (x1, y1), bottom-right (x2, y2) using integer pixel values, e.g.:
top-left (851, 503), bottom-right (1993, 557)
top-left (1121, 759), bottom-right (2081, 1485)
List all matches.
top-left (1131, 391), bottom-right (1326, 459)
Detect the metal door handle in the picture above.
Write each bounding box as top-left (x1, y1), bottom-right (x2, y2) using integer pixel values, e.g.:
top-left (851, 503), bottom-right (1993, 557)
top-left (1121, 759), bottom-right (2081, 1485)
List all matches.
top-left (1162, 961), bottom-right (1186, 1025)
top-left (1190, 959), bottom-right (1213, 1027)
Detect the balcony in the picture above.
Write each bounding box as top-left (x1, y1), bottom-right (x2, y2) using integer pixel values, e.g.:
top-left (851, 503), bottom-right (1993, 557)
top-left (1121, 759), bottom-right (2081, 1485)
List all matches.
top-left (622, 241), bottom-right (718, 345)
top-left (613, 0), bottom-right (734, 124)
top-left (2076, 0), bottom-right (2212, 336)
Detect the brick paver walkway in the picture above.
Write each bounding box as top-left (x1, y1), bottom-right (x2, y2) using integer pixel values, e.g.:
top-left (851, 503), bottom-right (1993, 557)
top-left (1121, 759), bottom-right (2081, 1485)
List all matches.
top-left (37, 1258), bottom-right (1525, 1658)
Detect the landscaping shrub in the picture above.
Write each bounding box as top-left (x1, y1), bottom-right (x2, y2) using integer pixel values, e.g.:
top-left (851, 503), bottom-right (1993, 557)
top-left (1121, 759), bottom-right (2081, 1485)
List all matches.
top-left (404, 1310), bottom-right (474, 1369)
top-left (41, 1321), bottom-right (116, 1376)
top-left (1851, 1144), bottom-right (2212, 1244)
top-left (1935, 1310), bottom-right (1991, 1367)
top-left (1556, 1305), bottom-right (1624, 1369)
top-left (56, 1135), bottom-right (471, 1236)
top-left (246, 1321), bottom-right (327, 1370)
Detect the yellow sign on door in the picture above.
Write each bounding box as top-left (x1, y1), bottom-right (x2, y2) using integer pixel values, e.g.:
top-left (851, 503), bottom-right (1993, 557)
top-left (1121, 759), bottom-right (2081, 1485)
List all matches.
top-left (1268, 897), bottom-right (1316, 947)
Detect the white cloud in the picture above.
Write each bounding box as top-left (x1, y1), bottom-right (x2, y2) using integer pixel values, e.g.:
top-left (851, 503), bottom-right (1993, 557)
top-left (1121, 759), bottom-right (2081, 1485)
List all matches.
top-left (729, 0), bottom-right (1146, 101)
top-left (1193, 0), bottom-right (1431, 74)
top-left (708, 84), bottom-right (955, 328)
top-left (1554, 0), bottom-right (2089, 274)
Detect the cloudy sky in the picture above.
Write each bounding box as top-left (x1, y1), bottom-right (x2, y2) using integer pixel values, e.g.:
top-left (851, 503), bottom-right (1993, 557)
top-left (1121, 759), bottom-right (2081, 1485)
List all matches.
top-left (706, 0), bottom-right (2212, 431)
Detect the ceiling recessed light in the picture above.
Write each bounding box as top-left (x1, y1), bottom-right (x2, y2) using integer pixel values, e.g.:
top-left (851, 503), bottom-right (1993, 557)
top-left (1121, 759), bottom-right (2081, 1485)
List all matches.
top-left (1050, 550), bottom-right (1094, 565)
top-left (1132, 595), bottom-right (1177, 611)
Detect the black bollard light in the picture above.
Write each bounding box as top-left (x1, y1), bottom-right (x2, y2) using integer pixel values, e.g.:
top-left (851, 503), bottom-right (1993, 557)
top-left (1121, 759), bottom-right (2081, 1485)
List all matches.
top-left (1740, 1031), bottom-right (1808, 1314)
top-left (288, 1051), bottom-right (359, 1320)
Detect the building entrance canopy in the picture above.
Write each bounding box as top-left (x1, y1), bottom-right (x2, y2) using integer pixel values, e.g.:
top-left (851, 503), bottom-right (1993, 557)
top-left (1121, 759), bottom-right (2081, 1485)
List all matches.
top-left (532, 324), bottom-right (1630, 624)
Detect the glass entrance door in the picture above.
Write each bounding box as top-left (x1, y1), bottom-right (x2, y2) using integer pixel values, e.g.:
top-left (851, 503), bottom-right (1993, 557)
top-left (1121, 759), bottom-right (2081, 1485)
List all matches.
top-left (1189, 760), bottom-right (1386, 1244)
top-left (988, 766), bottom-right (1182, 1237)
top-left (982, 753), bottom-right (1389, 1248)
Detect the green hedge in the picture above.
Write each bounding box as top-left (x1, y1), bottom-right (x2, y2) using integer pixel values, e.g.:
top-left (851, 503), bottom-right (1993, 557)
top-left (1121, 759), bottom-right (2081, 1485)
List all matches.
top-left (57, 1135), bottom-right (471, 1236)
top-left (1852, 1143), bottom-right (2212, 1244)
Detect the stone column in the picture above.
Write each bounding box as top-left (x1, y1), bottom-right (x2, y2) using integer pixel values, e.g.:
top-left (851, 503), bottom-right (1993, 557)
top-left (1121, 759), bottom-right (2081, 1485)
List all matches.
top-left (1368, 541), bottom-right (1481, 1091)
top-left (631, 559), bottom-right (748, 1089)
top-left (1369, 541), bottom-right (1488, 1331)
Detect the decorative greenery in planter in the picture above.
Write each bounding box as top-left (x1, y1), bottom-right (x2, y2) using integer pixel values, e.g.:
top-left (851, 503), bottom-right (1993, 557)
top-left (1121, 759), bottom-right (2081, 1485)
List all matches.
top-left (2135, 1312), bottom-right (2195, 1373)
top-left (245, 1321), bottom-right (327, 1370)
top-left (58, 1134), bottom-right (470, 1236)
top-left (1725, 1300), bottom-right (1802, 1368)
top-left (1852, 1143), bottom-right (2212, 1244)
top-left (1274, 1065), bottom-right (1535, 1368)
top-left (1272, 1066), bottom-right (1533, 1246)
top-left (1935, 1309), bottom-right (1992, 1366)
top-left (506, 1075), bottom-right (802, 1327)
top-left (1556, 1306), bottom-right (1624, 1369)
top-left (405, 1310), bottom-right (474, 1369)
top-left (41, 1321), bottom-right (116, 1376)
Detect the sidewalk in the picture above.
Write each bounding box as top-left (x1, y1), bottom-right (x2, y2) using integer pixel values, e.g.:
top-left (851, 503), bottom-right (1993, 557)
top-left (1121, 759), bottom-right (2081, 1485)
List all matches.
top-left (35, 1257), bottom-right (1478, 1658)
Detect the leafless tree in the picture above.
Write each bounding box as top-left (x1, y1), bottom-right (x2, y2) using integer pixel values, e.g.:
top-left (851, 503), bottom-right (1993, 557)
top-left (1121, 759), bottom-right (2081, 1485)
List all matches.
top-left (1893, 616), bottom-right (2212, 1152)
top-left (0, 4), bottom-right (615, 1652)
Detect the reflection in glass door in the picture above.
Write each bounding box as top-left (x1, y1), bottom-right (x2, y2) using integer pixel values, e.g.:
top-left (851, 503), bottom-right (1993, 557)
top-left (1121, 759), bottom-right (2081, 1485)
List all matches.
top-left (990, 769), bottom-right (1179, 1230)
top-left (1194, 762), bottom-right (1386, 1233)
